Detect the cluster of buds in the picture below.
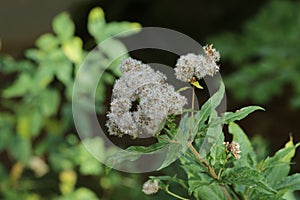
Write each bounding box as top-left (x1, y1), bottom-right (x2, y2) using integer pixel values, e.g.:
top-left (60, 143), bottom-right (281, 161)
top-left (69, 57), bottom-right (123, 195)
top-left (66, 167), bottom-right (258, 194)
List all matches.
top-left (142, 179), bottom-right (159, 195)
top-left (224, 141), bottom-right (242, 159)
top-left (174, 44), bottom-right (220, 83)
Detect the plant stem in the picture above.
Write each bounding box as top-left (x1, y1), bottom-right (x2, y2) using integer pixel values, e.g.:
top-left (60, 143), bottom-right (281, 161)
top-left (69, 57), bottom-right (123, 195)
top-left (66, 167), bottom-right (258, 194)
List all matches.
top-left (187, 143), bottom-right (232, 200)
top-left (165, 186), bottom-right (190, 200)
top-left (187, 142), bottom-right (218, 179)
top-left (189, 86), bottom-right (195, 140)
top-left (187, 84), bottom-right (232, 200)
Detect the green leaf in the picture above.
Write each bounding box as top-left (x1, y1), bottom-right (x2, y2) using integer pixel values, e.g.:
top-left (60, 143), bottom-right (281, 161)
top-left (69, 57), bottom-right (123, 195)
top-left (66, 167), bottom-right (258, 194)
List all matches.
top-left (207, 127), bottom-right (225, 165)
top-left (104, 21), bottom-right (141, 38)
top-left (105, 149), bottom-right (141, 170)
top-left (126, 142), bottom-right (168, 153)
top-left (102, 72), bottom-right (115, 85)
top-left (34, 65), bottom-right (54, 90)
top-left (52, 12), bottom-right (75, 41)
top-left (17, 108), bottom-right (43, 138)
top-left (25, 49), bottom-right (45, 62)
top-left (36, 33), bottom-right (59, 51)
top-left (9, 136), bottom-right (31, 164)
top-left (106, 139), bottom-right (167, 172)
top-left (100, 39), bottom-right (128, 63)
top-left (192, 183), bottom-right (226, 200)
top-left (157, 114), bottom-right (190, 170)
top-left (77, 144), bottom-right (103, 176)
top-left (88, 7), bottom-right (106, 43)
top-left (158, 82), bottom-right (225, 170)
top-left (275, 173), bottom-right (300, 192)
top-left (40, 89), bottom-right (60, 117)
top-left (62, 37), bottom-right (83, 64)
top-left (199, 110), bottom-right (223, 159)
top-left (261, 137), bottom-right (299, 186)
top-left (54, 61), bottom-right (73, 86)
top-left (195, 81), bottom-right (225, 128)
top-left (2, 73), bottom-right (32, 98)
top-left (176, 86), bottom-right (191, 93)
top-left (223, 167), bottom-right (277, 195)
top-left (228, 122), bottom-right (257, 166)
top-left (224, 106), bottom-right (264, 124)
top-left (72, 188), bottom-right (99, 200)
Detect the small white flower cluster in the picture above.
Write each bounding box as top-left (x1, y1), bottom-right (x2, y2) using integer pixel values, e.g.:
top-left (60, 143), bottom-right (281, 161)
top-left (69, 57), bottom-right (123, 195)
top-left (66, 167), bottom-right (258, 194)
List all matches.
top-left (224, 141), bottom-right (242, 159)
top-left (174, 44), bottom-right (220, 82)
top-left (142, 179), bottom-right (159, 195)
top-left (106, 58), bottom-right (187, 137)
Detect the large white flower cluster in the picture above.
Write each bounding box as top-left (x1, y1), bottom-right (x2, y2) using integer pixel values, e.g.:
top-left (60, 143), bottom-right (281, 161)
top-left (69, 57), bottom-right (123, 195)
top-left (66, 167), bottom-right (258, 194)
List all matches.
top-left (106, 58), bottom-right (187, 137)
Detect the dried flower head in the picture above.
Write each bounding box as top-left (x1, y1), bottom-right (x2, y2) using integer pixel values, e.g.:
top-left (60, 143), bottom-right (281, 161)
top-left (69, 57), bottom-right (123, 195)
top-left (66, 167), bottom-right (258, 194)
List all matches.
top-left (224, 141), bottom-right (242, 159)
top-left (174, 44), bottom-right (220, 82)
top-left (142, 179), bottom-right (159, 195)
top-left (106, 57), bottom-right (187, 137)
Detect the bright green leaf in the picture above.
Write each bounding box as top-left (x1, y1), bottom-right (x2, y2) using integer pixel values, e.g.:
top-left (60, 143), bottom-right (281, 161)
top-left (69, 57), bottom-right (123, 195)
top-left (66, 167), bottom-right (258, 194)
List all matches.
top-left (52, 12), bottom-right (75, 41)
top-left (88, 7), bottom-right (106, 42)
top-left (17, 108), bottom-right (43, 138)
top-left (275, 173), bottom-right (300, 192)
top-left (261, 137), bottom-right (300, 186)
top-left (224, 106), bottom-right (264, 124)
top-left (36, 33), bottom-right (59, 51)
top-left (40, 89), bottom-right (60, 117)
top-left (2, 73), bottom-right (32, 98)
top-left (9, 136), bottom-right (31, 164)
top-left (62, 37), bottom-right (83, 64)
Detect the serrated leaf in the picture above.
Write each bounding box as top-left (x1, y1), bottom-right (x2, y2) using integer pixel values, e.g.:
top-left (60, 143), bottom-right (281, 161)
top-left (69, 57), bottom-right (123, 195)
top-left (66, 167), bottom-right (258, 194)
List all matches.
top-left (192, 183), bottom-right (226, 200)
top-left (223, 167), bottom-right (277, 195)
top-left (228, 122), bottom-right (257, 166)
top-left (224, 106), bottom-right (264, 124)
top-left (52, 12), bottom-right (75, 41)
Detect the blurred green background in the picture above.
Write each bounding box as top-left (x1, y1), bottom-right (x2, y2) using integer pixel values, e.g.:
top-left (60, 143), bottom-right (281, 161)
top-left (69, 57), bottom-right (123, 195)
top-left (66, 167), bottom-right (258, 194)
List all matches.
top-left (1, 0), bottom-right (300, 199)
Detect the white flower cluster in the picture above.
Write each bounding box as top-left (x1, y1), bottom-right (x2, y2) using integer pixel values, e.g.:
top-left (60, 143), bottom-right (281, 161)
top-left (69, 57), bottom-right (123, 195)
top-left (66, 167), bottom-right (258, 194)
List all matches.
top-left (106, 57), bottom-right (187, 137)
top-left (174, 44), bottom-right (220, 82)
top-left (142, 179), bottom-right (159, 195)
top-left (224, 141), bottom-right (242, 159)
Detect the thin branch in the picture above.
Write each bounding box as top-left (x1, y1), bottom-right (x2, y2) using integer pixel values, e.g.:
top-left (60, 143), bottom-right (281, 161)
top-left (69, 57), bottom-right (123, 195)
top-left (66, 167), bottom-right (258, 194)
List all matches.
top-left (165, 186), bottom-right (190, 200)
top-left (187, 143), bottom-right (232, 200)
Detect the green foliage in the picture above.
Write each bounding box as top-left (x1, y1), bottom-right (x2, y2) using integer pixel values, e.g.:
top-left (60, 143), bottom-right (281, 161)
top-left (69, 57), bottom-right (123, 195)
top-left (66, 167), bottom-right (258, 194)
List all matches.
top-left (210, 0), bottom-right (300, 107)
top-left (141, 83), bottom-right (300, 199)
top-left (0, 7), bottom-right (150, 200)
